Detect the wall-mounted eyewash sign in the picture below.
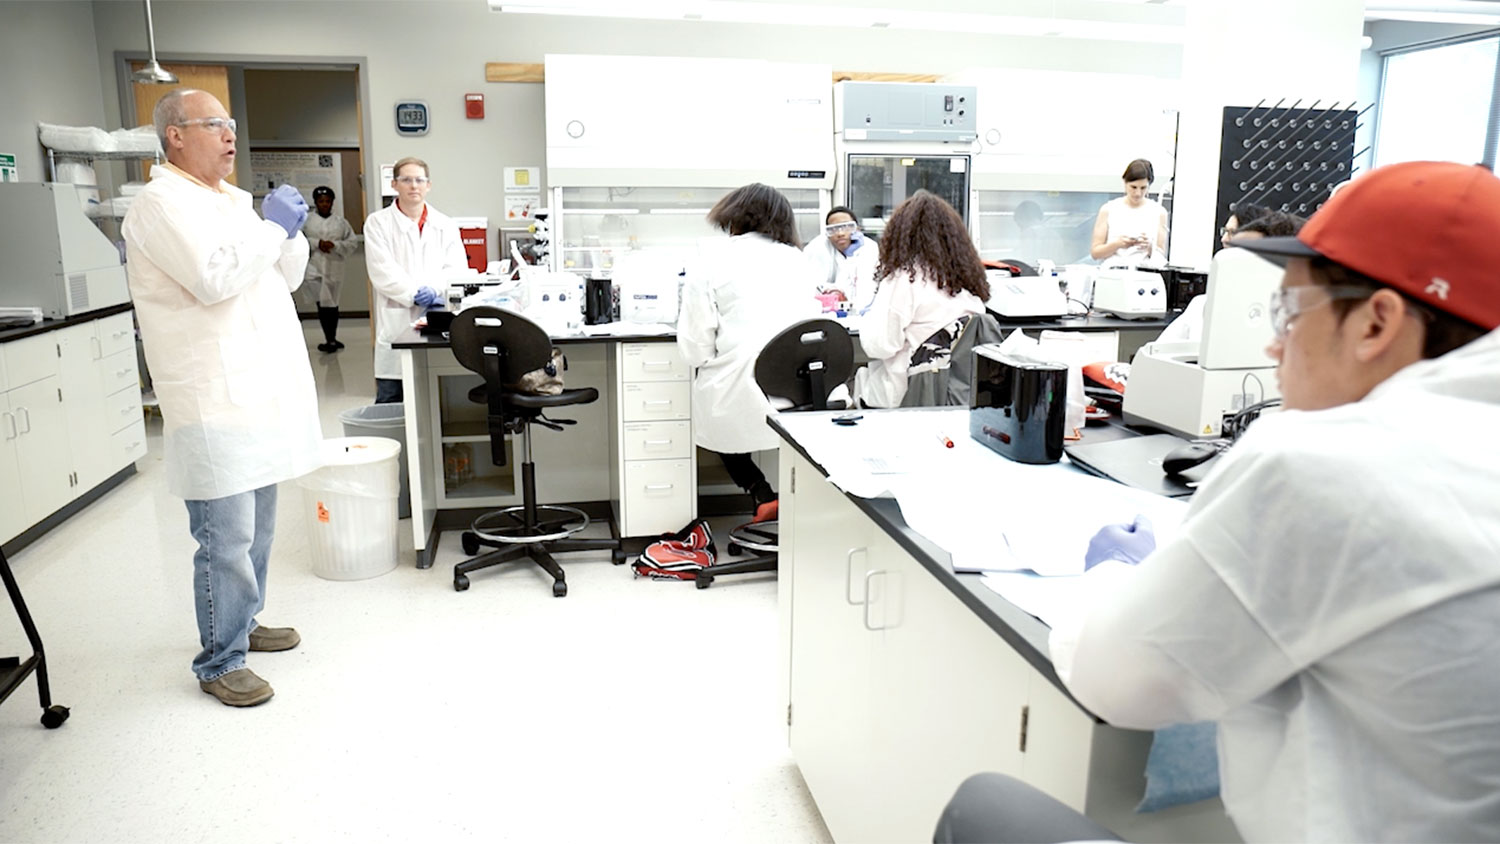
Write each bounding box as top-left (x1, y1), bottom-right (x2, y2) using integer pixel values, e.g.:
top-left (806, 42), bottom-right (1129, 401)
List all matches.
top-left (0, 153), bottom-right (17, 182)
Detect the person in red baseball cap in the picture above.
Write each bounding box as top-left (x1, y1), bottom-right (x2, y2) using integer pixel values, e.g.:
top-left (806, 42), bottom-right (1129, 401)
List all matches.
top-left (1040, 161), bottom-right (1500, 842)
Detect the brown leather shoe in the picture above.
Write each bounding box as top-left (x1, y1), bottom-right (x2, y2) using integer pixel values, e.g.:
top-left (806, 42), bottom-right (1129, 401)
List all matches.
top-left (248, 625), bottom-right (300, 652)
top-left (199, 668), bottom-right (274, 707)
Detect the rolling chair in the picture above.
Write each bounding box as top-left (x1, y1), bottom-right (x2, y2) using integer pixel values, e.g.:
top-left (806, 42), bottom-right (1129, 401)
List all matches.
top-left (695, 319), bottom-right (855, 589)
top-left (449, 307), bottom-right (625, 596)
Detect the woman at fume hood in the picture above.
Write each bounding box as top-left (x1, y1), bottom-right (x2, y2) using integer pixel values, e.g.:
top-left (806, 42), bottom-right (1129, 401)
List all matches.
top-left (1090, 158), bottom-right (1168, 268)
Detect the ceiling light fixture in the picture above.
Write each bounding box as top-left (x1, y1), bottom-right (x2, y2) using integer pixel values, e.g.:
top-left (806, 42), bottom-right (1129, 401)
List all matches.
top-left (130, 0), bottom-right (178, 85)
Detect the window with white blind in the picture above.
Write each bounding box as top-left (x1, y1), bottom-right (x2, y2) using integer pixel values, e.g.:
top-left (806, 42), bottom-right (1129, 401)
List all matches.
top-left (1375, 35), bottom-right (1499, 168)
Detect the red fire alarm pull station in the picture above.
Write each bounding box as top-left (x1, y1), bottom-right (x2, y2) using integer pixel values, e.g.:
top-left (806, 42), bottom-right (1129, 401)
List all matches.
top-left (465, 93), bottom-right (484, 120)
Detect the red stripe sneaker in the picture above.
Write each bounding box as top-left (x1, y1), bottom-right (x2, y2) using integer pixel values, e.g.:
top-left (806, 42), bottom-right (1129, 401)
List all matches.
top-left (752, 499), bottom-right (779, 524)
top-left (632, 541), bottom-right (715, 581)
top-left (655, 518), bottom-right (715, 553)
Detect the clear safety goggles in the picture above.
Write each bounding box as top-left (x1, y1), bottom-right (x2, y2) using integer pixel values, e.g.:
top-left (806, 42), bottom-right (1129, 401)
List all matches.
top-left (395, 175), bottom-right (431, 186)
top-left (825, 221), bottom-right (858, 236)
top-left (175, 117), bottom-right (237, 137)
top-left (1268, 285), bottom-right (1370, 337)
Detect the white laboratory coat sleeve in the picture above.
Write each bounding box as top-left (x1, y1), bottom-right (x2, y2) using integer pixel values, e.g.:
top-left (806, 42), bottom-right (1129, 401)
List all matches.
top-left (364, 215), bottom-right (421, 308)
top-left (676, 275), bottom-right (718, 370)
top-left (126, 192), bottom-right (299, 306)
top-left (858, 274), bottom-right (911, 362)
top-left (277, 236), bottom-right (310, 292)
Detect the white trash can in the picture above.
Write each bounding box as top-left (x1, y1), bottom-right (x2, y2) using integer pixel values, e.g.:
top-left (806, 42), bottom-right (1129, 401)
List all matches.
top-left (338, 403), bottom-right (410, 518)
top-left (299, 437), bottom-right (402, 581)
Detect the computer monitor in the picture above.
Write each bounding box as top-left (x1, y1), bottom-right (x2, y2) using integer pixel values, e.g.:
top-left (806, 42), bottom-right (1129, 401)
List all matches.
top-left (1198, 246), bottom-right (1284, 371)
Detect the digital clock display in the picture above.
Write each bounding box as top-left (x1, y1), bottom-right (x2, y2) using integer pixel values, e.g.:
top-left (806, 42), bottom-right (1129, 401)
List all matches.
top-left (395, 101), bottom-right (428, 135)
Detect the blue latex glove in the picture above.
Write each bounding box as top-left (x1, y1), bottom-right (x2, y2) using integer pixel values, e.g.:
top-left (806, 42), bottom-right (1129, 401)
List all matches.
top-left (413, 285), bottom-right (439, 308)
top-left (262, 184), bottom-right (308, 239)
top-left (841, 230), bottom-right (865, 257)
top-left (1084, 515), bottom-right (1156, 570)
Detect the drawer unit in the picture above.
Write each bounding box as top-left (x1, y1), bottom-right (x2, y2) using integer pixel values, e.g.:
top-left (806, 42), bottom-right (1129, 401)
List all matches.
top-left (96, 311), bottom-right (136, 358)
top-left (621, 381), bottom-right (690, 422)
top-left (622, 420), bottom-right (692, 461)
top-left (622, 459), bottom-right (695, 536)
top-left (104, 387), bottom-right (143, 433)
top-left (100, 349), bottom-right (139, 396)
top-left (621, 341), bottom-right (690, 382)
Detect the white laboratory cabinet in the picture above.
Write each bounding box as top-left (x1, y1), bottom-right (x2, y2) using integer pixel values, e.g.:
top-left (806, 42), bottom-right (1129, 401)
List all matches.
top-left (0, 309), bottom-right (146, 546)
top-left (607, 342), bottom-right (696, 537)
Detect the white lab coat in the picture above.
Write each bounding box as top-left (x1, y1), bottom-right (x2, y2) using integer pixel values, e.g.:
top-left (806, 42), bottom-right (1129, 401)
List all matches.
top-left (678, 233), bottom-right (821, 454)
top-left (804, 234), bottom-right (880, 313)
top-left (1049, 328), bottom-right (1500, 842)
top-left (122, 164), bottom-right (322, 501)
top-left (364, 201), bottom-right (469, 379)
top-left (854, 268), bottom-right (985, 408)
top-left (302, 211), bottom-right (360, 306)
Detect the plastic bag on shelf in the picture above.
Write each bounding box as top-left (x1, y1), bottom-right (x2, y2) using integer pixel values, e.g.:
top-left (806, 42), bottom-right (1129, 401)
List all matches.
top-left (37, 122), bottom-right (115, 153)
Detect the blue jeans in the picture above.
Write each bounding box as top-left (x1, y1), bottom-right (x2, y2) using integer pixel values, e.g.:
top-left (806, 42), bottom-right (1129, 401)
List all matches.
top-left (375, 378), bottom-right (403, 404)
top-left (184, 485), bottom-right (277, 682)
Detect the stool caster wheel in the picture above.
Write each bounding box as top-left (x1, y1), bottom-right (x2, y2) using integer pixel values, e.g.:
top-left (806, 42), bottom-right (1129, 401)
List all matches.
top-left (727, 542), bottom-right (743, 556)
top-left (696, 575), bottom-right (713, 590)
top-left (40, 705), bottom-right (69, 729)
top-left (611, 549), bottom-right (628, 565)
top-left (461, 532), bottom-right (480, 556)
top-left (553, 581), bottom-right (568, 598)
top-left (454, 575), bottom-right (470, 592)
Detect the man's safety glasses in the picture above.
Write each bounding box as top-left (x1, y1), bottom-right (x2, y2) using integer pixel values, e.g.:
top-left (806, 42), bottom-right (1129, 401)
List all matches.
top-left (1268, 285), bottom-right (1370, 337)
top-left (395, 176), bottom-right (431, 186)
top-left (825, 221), bottom-right (858, 236)
top-left (175, 117), bottom-right (237, 136)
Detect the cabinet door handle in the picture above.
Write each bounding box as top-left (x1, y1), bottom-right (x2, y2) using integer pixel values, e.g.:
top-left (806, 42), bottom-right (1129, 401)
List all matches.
top-left (116, 368), bottom-right (133, 378)
top-left (15, 407), bottom-right (30, 434)
top-left (642, 399), bottom-right (672, 406)
top-left (2, 412), bottom-right (16, 441)
top-left (845, 547), bottom-right (870, 605)
top-left (862, 570), bottom-right (888, 631)
top-left (642, 439), bottom-right (672, 446)
top-left (644, 483), bottom-right (675, 491)
top-left (91, 336), bottom-right (102, 360)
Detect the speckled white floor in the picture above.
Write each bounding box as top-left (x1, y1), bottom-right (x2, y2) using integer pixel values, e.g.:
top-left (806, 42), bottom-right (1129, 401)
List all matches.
top-left (0, 319), bottom-right (830, 844)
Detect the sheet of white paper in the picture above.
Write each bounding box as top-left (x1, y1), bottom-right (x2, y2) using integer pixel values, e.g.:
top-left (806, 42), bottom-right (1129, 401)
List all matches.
top-left (981, 559), bottom-right (1139, 629)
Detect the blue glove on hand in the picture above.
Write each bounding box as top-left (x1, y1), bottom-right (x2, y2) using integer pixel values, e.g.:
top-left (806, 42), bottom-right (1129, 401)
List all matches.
top-left (262, 184), bottom-right (308, 239)
top-left (1084, 515), bottom-right (1156, 570)
top-left (841, 230), bottom-right (865, 257)
top-left (413, 286), bottom-right (439, 308)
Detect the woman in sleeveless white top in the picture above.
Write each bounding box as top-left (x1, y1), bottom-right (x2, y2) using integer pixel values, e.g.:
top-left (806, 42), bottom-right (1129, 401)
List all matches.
top-left (1091, 160), bottom-right (1168, 268)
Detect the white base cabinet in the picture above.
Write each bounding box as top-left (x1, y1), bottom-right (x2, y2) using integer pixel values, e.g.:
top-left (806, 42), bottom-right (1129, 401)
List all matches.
top-left (0, 309), bottom-right (146, 546)
top-left (779, 447), bottom-right (1239, 844)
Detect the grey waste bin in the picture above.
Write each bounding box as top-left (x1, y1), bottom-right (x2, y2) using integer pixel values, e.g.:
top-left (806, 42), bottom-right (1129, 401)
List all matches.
top-left (339, 403), bottom-right (410, 518)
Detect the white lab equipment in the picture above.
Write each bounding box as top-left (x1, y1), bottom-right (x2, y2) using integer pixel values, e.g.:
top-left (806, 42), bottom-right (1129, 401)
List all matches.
top-left (1123, 248), bottom-right (1282, 438)
top-left (613, 251), bottom-right (684, 325)
top-left (521, 270), bottom-right (584, 334)
top-left (0, 183), bottom-right (130, 318)
top-left (1091, 268), bottom-right (1167, 319)
top-left (984, 271), bottom-right (1069, 318)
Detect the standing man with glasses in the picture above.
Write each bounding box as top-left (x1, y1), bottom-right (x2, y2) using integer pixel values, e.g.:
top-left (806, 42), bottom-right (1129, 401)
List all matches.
top-left (122, 89), bottom-right (322, 707)
top-left (995, 161), bottom-right (1500, 842)
top-left (363, 157), bottom-right (468, 403)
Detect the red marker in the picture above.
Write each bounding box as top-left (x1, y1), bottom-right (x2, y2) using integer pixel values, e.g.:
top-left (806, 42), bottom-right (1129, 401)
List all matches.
top-left (937, 433), bottom-right (954, 449)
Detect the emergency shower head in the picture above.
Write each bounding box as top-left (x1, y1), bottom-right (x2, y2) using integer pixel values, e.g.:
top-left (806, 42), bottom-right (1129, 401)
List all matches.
top-left (130, 0), bottom-right (178, 85)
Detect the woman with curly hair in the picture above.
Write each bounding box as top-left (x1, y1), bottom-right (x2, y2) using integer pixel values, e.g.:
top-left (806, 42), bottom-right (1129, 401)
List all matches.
top-left (854, 191), bottom-right (991, 408)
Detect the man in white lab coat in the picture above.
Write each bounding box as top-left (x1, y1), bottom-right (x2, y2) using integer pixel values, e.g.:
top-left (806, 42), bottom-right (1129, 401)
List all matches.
top-left (122, 89), bottom-right (323, 707)
top-left (363, 156), bottom-right (468, 403)
top-left (303, 185), bottom-right (360, 353)
top-left (1026, 162), bottom-right (1500, 842)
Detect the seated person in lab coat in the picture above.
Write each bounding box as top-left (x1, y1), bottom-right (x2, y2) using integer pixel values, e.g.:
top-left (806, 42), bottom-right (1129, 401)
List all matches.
top-left (1158, 210), bottom-right (1305, 343)
top-left (803, 206), bottom-right (880, 314)
top-left (122, 89), bottom-right (321, 707)
top-left (1090, 158), bottom-right (1168, 268)
top-left (852, 191), bottom-right (990, 408)
top-left (1044, 162), bottom-right (1500, 842)
top-left (678, 183), bottom-right (821, 522)
top-left (363, 157), bottom-right (468, 403)
top-left (303, 185), bottom-right (361, 353)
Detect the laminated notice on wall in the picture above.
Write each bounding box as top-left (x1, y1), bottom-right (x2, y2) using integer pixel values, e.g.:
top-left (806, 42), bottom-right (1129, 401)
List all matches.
top-left (504, 166), bottom-right (541, 194)
top-left (504, 194), bottom-right (536, 221)
top-left (249, 151), bottom-right (344, 217)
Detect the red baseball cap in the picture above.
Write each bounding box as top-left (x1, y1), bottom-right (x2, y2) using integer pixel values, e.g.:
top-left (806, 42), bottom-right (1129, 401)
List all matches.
top-left (1240, 161), bottom-right (1500, 331)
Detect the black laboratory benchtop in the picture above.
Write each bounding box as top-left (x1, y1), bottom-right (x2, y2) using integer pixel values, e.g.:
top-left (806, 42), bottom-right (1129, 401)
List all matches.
top-left (989, 311), bottom-right (1175, 333)
top-left (768, 411), bottom-right (1151, 709)
top-left (392, 326), bottom-right (677, 350)
top-left (0, 303), bottom-right (134, 345)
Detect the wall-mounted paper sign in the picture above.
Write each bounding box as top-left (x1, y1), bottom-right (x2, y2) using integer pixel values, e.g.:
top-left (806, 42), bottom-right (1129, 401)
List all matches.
top-left (380, 163), bottom-right (396, 197)
top-left (0, 153), bottom-right (17, 182)
top-left (504, 194), bottom-right (536, 221)
top-left (504, 166), bottom-right (541, 194)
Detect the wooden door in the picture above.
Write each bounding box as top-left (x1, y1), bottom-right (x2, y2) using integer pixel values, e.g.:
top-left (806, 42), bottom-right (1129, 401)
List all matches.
top-left (129, 63), bottom-right (234, 185)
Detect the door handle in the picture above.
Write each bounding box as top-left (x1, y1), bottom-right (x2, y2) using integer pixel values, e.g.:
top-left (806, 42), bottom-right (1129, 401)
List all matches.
top-left (844, 547), bottom-right (869, 605)
top-left (862, 570), bottom-right (888, 631)
top-left (2, 412), bottom-right (16, 441)
top-left (642, 400), bottom-right (672, 406)
top-left (644, 483), bottom-right (675, 491)
top-left (15, 407), bottom-right (31, 434)
top-left (642, 439), bottom-right (673, 446)
top-left (91, 336), bottom-right (102, 360)
top-left (641, 361), bottom-right (672, 369)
